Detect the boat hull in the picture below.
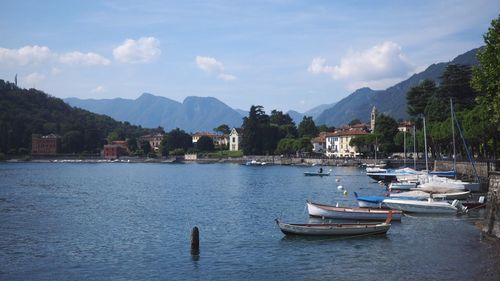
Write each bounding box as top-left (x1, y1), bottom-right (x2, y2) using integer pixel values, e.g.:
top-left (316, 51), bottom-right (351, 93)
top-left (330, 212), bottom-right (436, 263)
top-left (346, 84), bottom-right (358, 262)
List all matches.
top-left (389, 182), bottom-right (417, 191)
top-left (367, 173), bottom-right (397, 182)
top-left (383, 199), bottom-right (457, 214)
top-left (357, 200), bottom-right (383, 208)
top-left (276, 221), bottom-right (391, 236)
top-left (307, 201), bottom-right (402, 220)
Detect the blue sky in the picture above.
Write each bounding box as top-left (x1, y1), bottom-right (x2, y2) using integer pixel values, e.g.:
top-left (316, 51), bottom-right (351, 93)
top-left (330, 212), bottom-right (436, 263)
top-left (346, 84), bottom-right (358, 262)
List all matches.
top-left (0, 1), bottom-right (498, 113)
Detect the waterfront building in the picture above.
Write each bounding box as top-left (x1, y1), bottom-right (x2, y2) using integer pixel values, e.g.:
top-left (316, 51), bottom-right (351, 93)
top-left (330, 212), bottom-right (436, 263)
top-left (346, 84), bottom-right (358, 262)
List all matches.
top-left (192, 132), bottom-right (228, 148)
top-left (311, 132), bottom-right (327, 153)
top-left (398, 121), bottom-right (413, 132)
top-left (103, 144), bottom-right (127, 159)
top-left (111, 140), bottom-right (129, 152)
top-left (31, 134), bottom-right (61, 155)
top-left (325, 129), bottom-right (368, 158)
top-left (229, 128), bottom-right (243, 151)
top-left (138, 133), bottom-right (165, 152)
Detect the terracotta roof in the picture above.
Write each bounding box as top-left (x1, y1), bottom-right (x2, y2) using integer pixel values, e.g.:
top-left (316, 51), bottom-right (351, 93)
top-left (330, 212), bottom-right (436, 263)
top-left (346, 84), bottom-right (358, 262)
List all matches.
top-left (311, 136), bottom-right (326, 143)
top-left (326, 130), bottom-right (369, 137)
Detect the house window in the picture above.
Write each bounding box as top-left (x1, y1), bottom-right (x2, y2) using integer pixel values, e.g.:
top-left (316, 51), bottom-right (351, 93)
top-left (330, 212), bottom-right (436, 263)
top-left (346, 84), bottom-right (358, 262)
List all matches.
top-left (232, 137), bottom-right (236, 142)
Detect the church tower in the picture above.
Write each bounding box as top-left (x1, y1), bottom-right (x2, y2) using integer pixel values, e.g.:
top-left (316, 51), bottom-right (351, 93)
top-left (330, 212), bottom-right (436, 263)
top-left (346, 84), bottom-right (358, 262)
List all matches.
top-left (370, 106), bottom-right (378, 133)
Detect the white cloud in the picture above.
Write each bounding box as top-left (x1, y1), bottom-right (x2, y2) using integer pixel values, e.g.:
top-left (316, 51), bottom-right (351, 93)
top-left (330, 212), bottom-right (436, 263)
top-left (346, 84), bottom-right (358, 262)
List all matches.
top-left (196, 56), bottom-right (224, 73)
top-left (91, 85), bottom-right (105, 93)
top-left (218, 73), bottom-right (237, 81)
top-left (60, 51), bottom-right (111, 65)
top-left (308, 41), bottom-right (415, 88)
top-left (0, 45), bottom-right (111, 68)
top-left (113, 37), bottom-right (161, 63)
top-left (196, 56), bottom-right (237, 81)
top-left (24, 72), bottom-right (45, 85)
top-left (0, 45), bottom-right (53, 65)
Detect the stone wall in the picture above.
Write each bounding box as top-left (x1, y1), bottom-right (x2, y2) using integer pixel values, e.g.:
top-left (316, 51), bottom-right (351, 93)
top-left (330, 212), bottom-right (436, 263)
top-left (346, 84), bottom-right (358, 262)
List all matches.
top-left (434, 160), bottom-right (489, 178)
top-left (484, 172), bottom-right (500, 239)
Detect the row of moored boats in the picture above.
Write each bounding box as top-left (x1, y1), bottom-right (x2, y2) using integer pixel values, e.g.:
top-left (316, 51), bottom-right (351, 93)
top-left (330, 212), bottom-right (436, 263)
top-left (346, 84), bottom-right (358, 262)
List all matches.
top-left (276, 166), bottom-right (484, 237)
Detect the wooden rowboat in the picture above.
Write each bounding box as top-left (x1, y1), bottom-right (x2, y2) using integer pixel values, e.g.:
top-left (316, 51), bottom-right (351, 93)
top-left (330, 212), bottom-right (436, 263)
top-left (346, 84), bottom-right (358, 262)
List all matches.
top-left (276, 212), bottom-right (393, 236)
top-left (307, 200), bottom-right (402, 221)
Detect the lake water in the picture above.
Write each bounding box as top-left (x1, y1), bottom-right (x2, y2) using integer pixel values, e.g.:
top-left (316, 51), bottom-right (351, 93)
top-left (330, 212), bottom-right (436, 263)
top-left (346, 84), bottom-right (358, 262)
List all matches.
top-left (1, 162), bottom-right (499, 280)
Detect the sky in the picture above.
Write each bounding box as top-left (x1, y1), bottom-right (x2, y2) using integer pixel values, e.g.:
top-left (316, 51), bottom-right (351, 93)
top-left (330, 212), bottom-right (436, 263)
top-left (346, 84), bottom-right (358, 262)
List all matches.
top-left (0, 0), bottom-right (498, 113)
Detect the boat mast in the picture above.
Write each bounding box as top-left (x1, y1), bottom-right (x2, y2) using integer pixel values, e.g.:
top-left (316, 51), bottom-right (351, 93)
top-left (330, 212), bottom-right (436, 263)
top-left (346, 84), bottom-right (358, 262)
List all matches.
top-left (452, 105), bottom-right (480, 183)
top-left (403, 129), bottom-right (406, 167)
top-left (423, 116), bottom-right (429, 172)
top-left (413, 125), bottom-right (417, 170)
top-left (450, 98), bottom-right (457, 179)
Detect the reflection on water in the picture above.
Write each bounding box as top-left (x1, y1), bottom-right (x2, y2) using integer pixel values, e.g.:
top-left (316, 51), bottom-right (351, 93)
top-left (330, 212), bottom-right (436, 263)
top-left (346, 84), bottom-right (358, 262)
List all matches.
top-left (0, 163), bottom-right (499, 280)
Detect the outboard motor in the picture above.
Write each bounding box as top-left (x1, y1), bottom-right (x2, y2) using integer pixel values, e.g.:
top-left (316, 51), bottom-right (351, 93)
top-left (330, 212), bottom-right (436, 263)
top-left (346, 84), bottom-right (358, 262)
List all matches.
top-left (451, 199), bottom-right (468, 214)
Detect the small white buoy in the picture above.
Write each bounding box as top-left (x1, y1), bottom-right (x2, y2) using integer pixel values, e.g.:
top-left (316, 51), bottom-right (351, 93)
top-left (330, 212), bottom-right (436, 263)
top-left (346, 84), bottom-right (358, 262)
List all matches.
top-left (343, 190), bottom-right (348, 196)
top-left (337, 185), bottom-right (344, 191)
top-left (336, 178), bottom-right (340, 182)
top-left (335, 202), bottom-right (339, 207)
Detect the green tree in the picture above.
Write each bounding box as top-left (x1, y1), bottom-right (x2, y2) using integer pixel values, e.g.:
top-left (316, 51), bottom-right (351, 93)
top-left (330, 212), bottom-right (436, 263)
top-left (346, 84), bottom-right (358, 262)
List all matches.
top-left (460, 106), bottom-right (496, 158)
top-left (424, 96), bottom-right (449, 122)
top-left (241, 105), bottom-right (270, 155)
top-left (472, 15), bottom-right (500, 156)
top-left (438, 64), bottom-right (477, 110)
top-left (107, 128), bottom-right (125, 144)
top-left (317, 124), bottom-right (335, 132)
top-left (62, 130), bottom-right (84, 153)
top-left (140, 140), bottom-right (151, 155)
top-left (270, 110), bottom-right (295, 126)
top-left (127, 137), bottom-right (138, 152)
top-left (349, 119), bottom-right (362, 126)
top-left (298, 116), bottom-right (318, 138)
top-left (270, 110), bottom-right (298, 139)
top-left (374, 114), bottom-right (399, 154)
top-left (275, 138), bottom-right (296, 155)
top-left (294, 136), bottom-right (313, 154)
top-left (350, 134), bottom-right (377, 157)
top-left (407, 79), bottom-right (437, 118)
top-left (196, 136), bottom-right (215, 152)
top-left (162, 128), bottom-right (193, 154)
top-left (214, 124), bottom-right (230, 135)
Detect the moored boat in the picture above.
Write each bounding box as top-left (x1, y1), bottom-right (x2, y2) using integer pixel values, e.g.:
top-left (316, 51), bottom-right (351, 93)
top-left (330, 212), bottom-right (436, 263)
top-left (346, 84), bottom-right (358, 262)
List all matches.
top-left (275, 212), bottom-right (393, 236)
top-left (389, 182), bottom-right (417, 191)
top-left (383, 198), bottom-right (467, 214)
top-left (353, 192), bottom-right (385, 208)
top-left (307, 201), bottom-right (402, 220)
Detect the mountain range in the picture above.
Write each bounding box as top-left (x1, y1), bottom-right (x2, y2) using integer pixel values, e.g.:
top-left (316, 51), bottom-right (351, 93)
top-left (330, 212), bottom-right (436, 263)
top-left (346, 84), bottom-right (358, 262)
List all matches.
top-left (65, 94), bottom-right (244, 133)
top-left (315, 47), bottom-right (480, 126)
top-left (65, 47), bottom-right (480, 132)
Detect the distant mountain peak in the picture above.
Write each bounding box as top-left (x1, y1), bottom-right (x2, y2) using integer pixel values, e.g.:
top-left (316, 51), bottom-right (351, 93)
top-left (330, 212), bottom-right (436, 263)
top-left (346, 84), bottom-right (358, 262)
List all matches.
top-left (65, 93), bottom-right (244, 132)
top-left (315, 47), bottom-right (481, 126)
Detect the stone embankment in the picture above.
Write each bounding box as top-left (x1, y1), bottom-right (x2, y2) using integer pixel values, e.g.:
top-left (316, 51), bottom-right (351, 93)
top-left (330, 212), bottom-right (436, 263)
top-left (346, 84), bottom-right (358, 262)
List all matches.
top-left (484, 172), bottom-right (500, 239)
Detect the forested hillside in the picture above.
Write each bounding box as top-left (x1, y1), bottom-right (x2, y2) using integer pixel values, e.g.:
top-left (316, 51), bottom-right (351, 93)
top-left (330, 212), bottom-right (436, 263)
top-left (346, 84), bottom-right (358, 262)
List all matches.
top-left (0, 80), bottom-right (149, 155)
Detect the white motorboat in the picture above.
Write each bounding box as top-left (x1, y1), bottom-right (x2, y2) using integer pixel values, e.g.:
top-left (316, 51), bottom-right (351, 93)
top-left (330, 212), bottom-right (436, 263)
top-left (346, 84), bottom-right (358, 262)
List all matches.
top-left (383, 198), bottom-right (467, 214)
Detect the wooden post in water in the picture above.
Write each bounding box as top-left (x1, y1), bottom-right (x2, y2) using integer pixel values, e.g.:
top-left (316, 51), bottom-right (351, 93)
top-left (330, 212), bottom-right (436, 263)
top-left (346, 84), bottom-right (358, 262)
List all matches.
top-left (191, 226), bottom-right (200, 255)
